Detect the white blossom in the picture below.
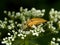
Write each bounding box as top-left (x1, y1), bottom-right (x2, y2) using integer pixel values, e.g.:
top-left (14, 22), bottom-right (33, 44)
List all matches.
top-left (7, 25), bottom-right (12, 30)
top-left (21, 37), bottom-right (24, 39)
top-left (11, 38), bottom-right (14, 41)
top-left (4, 10), bottom-right (7, 14)
top-left (16, 12), bottom-right (20, 16)
top-left (51, 41), bottom-right (55, 45)
top-left (23, 35), bottom-right (26, 37)
top-left (4, 17), bottom-right (8, 21)
top-left (8, 11), bottom-right (11, 16)
top-left (55, 43), bottom-right (59, 45)
top-left (8, 33), bottom-right (11, 35)
top-left (42, 9), bottom-right (45, 12)
top-left (9, 20), bottom-right (13, 23)
top-left (57, 38), bottom-right (60, 42)
top-left (52, 38), bottom-right (56, 41)
top-left (1, 7), bottom-right (60, 45)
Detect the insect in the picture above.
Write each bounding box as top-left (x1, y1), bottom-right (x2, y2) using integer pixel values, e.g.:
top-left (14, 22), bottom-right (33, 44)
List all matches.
top-left (23, 18), bottom-right (47, 30)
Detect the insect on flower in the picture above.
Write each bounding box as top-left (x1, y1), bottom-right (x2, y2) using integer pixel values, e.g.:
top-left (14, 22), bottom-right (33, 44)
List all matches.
top-left (23, 18), bottom-right (47, 30)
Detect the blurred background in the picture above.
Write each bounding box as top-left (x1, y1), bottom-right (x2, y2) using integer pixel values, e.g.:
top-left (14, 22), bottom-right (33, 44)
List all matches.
top-left (0, 0), bottom-right (60, 45)
top-left (0, 0), bottom-right (60, 11)
top-left (0, 0), bottom-right (60, 20)
top-left (0, 0), bottom-right (60, 15)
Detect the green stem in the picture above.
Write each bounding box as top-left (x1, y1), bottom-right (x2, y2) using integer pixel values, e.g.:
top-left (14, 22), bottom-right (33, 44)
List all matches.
top-left (20, 39), bottom-right (24, 45)
top-left (25, 40), bottom-right (29, 45)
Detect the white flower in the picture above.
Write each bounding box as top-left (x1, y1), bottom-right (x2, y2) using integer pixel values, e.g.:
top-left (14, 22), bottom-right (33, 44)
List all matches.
top-left (1, 41), bottom-right (5, 44)
top-left (31, 8), bottom-right (36, 11)
top-left (4, 17), bottom-right (8, 21)
top-left (12, 30), bottom-right (15, 33)
top-left (11, 15), bottom-right (14, 17)
top-left (8, 37), bottom-right (12, 39)
top-left (51, 41), bottom-right (55, 45)
top-left (12, 11), bottom-right (15, 15)
top-left (12, 38), bottom-right (14, 41)
top-left (32, 33), bottom-right (36, 36)
top-left (15, 32), bottom-right (17, 35)
top-left (6, 43), bottom-right (10, 45)
top-left (55, 43), bottom-right (59, 45)
top-left (16, 12), bottom-right (20, 16)
top-left (54, 18), bottom-right (58, 22)
top-left (7, 25), bottom-right (12, 30)
top-left (42, 9), bottom-right (45, 12)
top-left (18, 34), bottom-right (21, 37)
top-left (30, 30), bottom-right (34, 33)
top-left (57, 38), bottom-right (60, 42)
top-left (32, 32), bottom-right (39, 36)
top-left (0, 20), bottom-right (2, 23)
top-left (20, 7), bottom-right (23, 12)
top-left (21, 37), bottom-right (24, 39)
top-left (22, 31), bottom-right (26, 34)
top-left (40, 27), bottom-right (45, 32)
top-left (15, 21), bottom-right (17, 24)
top-left (8, 11), bottom-right (11, 16)
top-left (58, 16), bottom-right (60, 19)
top-left (54, 31), bottom-right (59, 33)
top-left (9, 20), bottom-right (13, 23)
top-left (10, 23), bottom-right (15, 28)
top-left (52, 38), bottom-right (56, 41)
top-left (3, 38), bottom-right (6, 41)
top-left (2, 41), bottom-right (8, 44)
top-left (23, 35), bottom-right (26, 37)
top-left (36, 10), bottom-right (41, 13)
top-left (4, 10), bottom-right (7, 14)
top-left (35, 33), bottom-right (39, 36)
top-left (8, 33), bottom-right (11, 35)
top-left (5, 37), bottom-right (8, 39)
top-left (0, 23), bottom-right (6, 28)
top-left (55, 11), bottom-right (58, 14)
top-left (41, 13), bottom-right (44, 16)
top-left (24, 8), bottom-right (28, 12)
top-left (18, 34), bottom-right (23, 37)
top-left (3, 21), bottom-right (7, 24)
top-left (17, 24), bottom-right (21, 27)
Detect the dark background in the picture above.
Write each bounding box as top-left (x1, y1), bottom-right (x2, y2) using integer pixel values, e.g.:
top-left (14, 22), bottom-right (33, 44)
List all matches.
top-left (0, 0), bottom-right (60, 20)
top-left (0, 0), bottom-right (60, 12)
top-left (0, 0), bottom-right (60, 45)
top-left (0, 0), bottom-right (60, 17)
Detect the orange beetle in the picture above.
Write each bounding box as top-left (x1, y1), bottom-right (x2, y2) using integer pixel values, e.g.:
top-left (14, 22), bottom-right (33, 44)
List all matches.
top-left (23, 18), bottom-right (47, 30)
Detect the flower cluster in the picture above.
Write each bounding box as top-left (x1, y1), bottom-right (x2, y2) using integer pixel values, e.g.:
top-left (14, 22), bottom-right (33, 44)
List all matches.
top-left (49, 8), bottom-right (60, 22)
top-left (50, 37), bottom-right (60, 45)
top-left (0, 7), bottom-right (60, 45)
